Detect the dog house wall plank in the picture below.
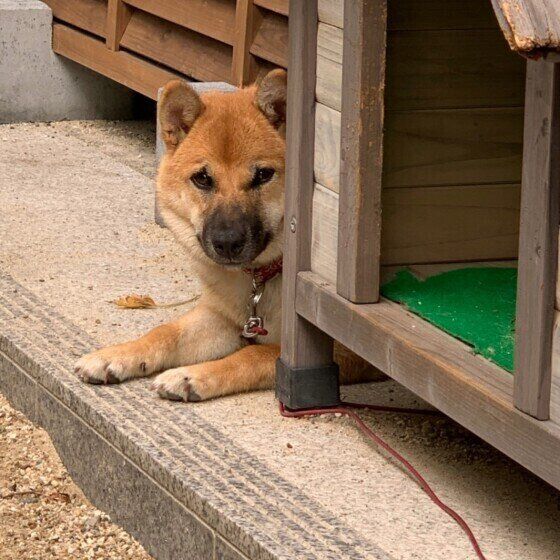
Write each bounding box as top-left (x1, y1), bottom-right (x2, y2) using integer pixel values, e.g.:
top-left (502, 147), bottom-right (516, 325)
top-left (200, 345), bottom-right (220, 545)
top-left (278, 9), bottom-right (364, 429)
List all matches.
top-left (514, 60), bottom-right (560, 420)
top-left (52, 24), bottom-right (182, 100)
top-left (316, 24), bottom-right (525, 113)
top-left (295, 271), bottom-right (560, 490)
top-left (318, 0), bottom-right (499, 31)
top-left (280, 0), bottom-right (335, 371)
top-left (311, 182), bottom-right (520, 283)
top-left (314, 103), bottom-right (523, 192)
top-left (120, 11), bottom-right (233, 84)
top-left (124, 0), bottom-right (236, 46)
top-left (43, 0), bottom-right (108, 38)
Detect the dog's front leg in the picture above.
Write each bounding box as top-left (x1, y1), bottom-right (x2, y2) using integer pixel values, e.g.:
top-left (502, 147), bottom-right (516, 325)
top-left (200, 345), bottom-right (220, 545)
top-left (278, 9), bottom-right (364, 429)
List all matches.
top-left (152, 343), bottom-right (280, 402)
top-left (75, 303), bottom-right (243, 384)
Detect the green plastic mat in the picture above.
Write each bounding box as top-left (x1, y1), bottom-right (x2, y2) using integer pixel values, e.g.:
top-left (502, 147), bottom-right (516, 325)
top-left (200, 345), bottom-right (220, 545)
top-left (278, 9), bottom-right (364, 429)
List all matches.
top-left (381, 268), bottom-right (517, 372)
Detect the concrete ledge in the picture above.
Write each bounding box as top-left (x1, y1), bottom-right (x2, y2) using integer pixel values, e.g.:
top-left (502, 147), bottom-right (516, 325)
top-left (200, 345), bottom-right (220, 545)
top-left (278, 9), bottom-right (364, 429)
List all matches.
top-left (0, 270), bottom-right (389, 560)
top-left (0, 0), bottom-right (135, 123)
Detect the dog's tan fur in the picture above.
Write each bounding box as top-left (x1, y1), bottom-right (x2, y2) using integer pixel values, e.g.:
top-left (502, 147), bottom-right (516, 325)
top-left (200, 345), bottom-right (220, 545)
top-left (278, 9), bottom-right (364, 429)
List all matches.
top-left (75, 70), bottom-right (379, 402)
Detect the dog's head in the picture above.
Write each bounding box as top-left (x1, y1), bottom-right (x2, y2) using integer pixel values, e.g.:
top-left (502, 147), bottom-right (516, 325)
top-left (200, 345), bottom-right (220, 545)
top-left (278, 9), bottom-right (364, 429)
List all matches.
top-left (156, 70), bottom-right (286, 269)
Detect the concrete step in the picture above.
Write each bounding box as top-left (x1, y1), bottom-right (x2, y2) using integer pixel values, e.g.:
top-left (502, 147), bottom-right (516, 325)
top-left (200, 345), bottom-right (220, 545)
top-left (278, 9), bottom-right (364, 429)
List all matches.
top-left (1, 121), bottom-right (560, 560)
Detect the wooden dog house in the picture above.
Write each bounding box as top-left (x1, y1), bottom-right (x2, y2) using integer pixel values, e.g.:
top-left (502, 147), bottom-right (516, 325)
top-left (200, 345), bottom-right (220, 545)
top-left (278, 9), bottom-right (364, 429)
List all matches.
top-left (277, 0), bottom-right (560, 491)
top-left (44, 0), bottom-right (560, 490)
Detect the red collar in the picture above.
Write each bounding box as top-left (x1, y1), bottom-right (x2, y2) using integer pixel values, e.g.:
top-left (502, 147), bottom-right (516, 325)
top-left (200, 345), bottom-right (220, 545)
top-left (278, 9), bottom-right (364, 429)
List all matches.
top-left (243, 256), bottom-right (282, 285)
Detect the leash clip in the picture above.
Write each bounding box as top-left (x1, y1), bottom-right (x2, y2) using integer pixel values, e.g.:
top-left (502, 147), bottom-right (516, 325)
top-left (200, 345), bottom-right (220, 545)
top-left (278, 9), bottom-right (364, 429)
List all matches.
top-left (241, 278), bottom-right (268, 339)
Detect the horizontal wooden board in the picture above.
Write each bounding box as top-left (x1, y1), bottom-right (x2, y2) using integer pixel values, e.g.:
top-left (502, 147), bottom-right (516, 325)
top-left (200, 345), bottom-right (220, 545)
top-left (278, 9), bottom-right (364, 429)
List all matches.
top-left (314, 103), bottom-right (523, 191)
top-left (316, 23), bottom-right (525, 112)
top-left (251, 9), bottom-right (288, 67)
top-left (125, 0), bottom-right (235, 46)
top-left (52, 23), bottom-right (182, 100)
top-left (254, 0), bottom-right (288, 16)
top-left (120, 10), bottom-right (232, 83)
top-left (311, 182), bottom-right (520, 282)
top-left (318, 0), bottom-right (499, 30)
top-left (43, 0), bottom-right (107, 37)
top-left (296, 271), bottom-right (560, 491)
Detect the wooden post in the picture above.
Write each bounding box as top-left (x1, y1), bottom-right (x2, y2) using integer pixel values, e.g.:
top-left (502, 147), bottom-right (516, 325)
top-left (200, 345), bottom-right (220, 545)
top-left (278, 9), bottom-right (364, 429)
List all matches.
top-left (336, 0), bottom-right (387, 303)
top-left (106, 0), bottom-right (133, 51)
top-left (514, 60), bottom-right (560, 420)
top-left (231, 0), bottom-right (261, 86)
top-left (277, 0), bottom-right (338, 409)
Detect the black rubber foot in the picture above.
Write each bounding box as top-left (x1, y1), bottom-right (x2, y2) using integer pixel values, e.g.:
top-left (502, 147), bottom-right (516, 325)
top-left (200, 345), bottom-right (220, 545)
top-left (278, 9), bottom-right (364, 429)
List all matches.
top-left (275, 359), bottom-right (340, 410)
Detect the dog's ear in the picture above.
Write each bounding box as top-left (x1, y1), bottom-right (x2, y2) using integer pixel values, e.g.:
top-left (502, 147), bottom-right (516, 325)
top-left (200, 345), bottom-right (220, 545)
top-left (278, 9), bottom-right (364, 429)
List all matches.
top-left (159, 80), bottom-right (203, 152)
top-left (255, 69), bottom-right (287, 129)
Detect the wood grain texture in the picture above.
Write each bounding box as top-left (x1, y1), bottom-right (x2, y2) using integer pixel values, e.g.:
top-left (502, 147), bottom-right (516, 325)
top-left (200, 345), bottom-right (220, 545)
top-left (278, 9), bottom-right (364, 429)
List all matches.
top-left (316, 23), bottom-right (525, 112)
top-left (254, 0), bottom-right (288, 16)
top-left (120, 11), bottom-right (232, 83)
top-left (52, 23), bottom-right (182, 100)
top-left (106, 0), bottom-right (133, 51)
top-left (281, 0), bottom-right (334, 368)
top-left (124, 0), bottom-right (236, 46)
top-left (314, 23), bottom-right (342, 116)
top-left (231, 0), bottom-right (259, 86)
top-left (318, 0), bottom-right (499, 30)
top-left (43, 0), bottom-right (107, 37)
top-left (314, 103), bottom-right (523, 192)
top-left (491, 0), bottom-right (560, 53)
top-left (336, 0), bottom-right (386, 303)
top-left (251, 9), bottom-right (289, 68)
top-left (514, 61), bottom-right (560, 420)
top-left (311, 182), bottom-right (520, 283)
top-left (296, 271), bottom-right (560, 491)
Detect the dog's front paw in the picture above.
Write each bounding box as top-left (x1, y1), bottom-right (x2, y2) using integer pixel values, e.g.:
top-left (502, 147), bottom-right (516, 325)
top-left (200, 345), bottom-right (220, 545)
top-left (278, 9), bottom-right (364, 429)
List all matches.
top-left (75, 344), bottom-right (151, 385)
top-left (152, 366), bottom-right (215, 402)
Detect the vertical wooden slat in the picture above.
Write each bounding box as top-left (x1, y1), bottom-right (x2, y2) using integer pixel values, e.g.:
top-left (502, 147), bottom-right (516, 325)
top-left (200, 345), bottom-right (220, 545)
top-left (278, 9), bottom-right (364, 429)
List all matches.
top-left (336, 0), bottom-right (387, 303)
top-left (280, 0), bottom-right (333, 368)
top-left (514, 60), bottom-right (560, 420)
top-left (106, 0), bottom-right (133, 51)
top-left (232, 0), bottom-right (260, 86)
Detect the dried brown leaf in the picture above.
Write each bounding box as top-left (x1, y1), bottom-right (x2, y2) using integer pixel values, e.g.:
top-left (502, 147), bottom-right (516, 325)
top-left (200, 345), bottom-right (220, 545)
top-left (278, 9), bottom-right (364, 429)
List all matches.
top-left (113, 294), bottom-right (156, 309)
top-left (112, 293), bottom-right (199, 310)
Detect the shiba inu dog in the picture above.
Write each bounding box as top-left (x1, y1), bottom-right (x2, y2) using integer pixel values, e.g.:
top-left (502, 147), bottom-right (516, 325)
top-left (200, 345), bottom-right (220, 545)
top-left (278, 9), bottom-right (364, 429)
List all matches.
top-left (75, 70), bottom-right (378, 402)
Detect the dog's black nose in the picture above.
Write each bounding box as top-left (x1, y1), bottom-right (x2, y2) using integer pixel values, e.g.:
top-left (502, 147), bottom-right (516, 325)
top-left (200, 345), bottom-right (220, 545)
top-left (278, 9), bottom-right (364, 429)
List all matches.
top-left (211, 227), bottom-right (246, 259)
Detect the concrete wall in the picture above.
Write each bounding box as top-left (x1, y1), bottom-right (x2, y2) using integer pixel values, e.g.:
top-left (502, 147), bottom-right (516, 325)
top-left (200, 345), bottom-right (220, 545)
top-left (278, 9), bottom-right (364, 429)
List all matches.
top-left (0, 0), bottom-right (135, 123)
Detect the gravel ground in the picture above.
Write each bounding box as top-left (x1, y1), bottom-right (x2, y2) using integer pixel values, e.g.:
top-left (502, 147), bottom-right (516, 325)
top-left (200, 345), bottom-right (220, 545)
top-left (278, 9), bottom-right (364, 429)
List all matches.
top-left (0, 392), bottom-right (153, 560)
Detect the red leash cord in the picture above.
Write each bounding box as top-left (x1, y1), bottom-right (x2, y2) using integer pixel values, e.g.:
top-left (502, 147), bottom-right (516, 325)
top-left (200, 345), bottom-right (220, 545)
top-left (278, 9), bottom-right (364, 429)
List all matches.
top-left (278, 401), bottom-right (487, 560)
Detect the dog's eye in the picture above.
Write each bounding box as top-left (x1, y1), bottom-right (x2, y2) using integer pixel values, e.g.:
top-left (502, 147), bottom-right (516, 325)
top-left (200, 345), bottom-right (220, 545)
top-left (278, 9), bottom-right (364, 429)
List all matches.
top-left (251, 167), bottom-right (275, 188)
top-left (191, 169), bottom-right (214, 191)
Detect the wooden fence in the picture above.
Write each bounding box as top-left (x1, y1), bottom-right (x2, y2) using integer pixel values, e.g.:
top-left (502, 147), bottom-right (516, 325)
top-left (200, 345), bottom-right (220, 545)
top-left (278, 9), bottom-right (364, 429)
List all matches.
top-left (44, 0), bottom-right (289, 99)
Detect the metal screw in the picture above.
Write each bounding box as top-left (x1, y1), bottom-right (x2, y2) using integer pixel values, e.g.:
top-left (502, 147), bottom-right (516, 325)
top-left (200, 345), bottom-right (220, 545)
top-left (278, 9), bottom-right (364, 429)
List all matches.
top-left (290, 217), bottom-right (297, 233)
